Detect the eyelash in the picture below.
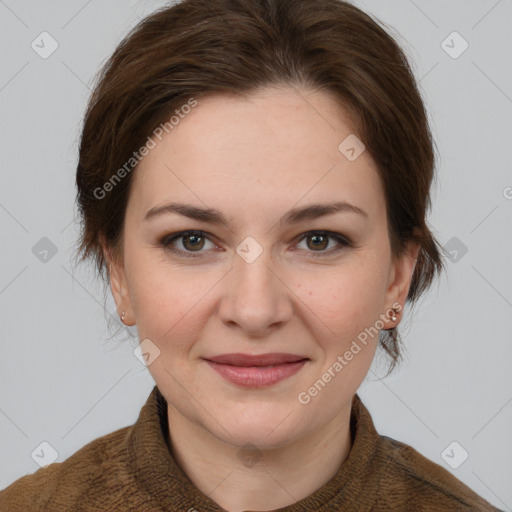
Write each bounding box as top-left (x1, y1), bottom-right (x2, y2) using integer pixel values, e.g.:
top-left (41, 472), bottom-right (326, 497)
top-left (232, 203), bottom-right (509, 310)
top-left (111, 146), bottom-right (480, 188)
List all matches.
top-left (159, 230), bottom-right (352, 259)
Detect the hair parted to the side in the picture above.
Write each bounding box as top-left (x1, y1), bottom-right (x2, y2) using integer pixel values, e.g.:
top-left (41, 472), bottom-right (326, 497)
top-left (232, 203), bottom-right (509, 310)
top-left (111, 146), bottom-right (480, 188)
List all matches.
top-left (74, 0), bottom-right (445, 373)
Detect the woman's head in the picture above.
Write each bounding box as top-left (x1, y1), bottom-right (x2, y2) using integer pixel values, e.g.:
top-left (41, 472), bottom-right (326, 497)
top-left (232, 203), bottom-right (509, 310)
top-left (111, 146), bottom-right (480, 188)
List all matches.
top-left (75, 0), bottom-right (443, 447)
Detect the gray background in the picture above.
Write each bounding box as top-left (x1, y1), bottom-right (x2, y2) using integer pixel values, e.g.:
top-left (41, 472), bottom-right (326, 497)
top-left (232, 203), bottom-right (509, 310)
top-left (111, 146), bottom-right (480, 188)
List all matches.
top-left (0, 0), bottom-right (511, 509)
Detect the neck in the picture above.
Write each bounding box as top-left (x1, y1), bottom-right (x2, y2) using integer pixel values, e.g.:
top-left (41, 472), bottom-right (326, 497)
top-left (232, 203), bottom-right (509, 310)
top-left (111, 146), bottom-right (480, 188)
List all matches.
top-left (166, 401), bottom-right (353, 512)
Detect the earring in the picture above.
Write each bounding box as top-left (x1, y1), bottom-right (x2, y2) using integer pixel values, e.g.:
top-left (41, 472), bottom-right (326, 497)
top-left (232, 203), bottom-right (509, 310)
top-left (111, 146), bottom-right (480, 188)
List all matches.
top-left (390, 307), bottom-right (399, 322)
top-left (121, 311), bottom-right (126, 323)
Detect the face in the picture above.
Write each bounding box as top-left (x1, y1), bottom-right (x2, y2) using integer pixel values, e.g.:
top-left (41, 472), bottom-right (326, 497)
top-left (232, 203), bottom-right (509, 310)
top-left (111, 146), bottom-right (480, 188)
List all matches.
top-left (107, 86), bottom-right (418, 450)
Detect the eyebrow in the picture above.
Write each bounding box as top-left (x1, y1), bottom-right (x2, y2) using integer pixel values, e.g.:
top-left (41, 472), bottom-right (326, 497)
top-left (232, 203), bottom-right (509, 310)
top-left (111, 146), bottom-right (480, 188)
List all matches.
top-left (143, 200), bottom-right (368, 225)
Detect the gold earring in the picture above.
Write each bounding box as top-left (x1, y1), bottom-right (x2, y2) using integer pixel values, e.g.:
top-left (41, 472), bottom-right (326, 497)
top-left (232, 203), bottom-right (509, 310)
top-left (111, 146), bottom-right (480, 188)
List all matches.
top-left (121, 311), bottom-right (126, 323)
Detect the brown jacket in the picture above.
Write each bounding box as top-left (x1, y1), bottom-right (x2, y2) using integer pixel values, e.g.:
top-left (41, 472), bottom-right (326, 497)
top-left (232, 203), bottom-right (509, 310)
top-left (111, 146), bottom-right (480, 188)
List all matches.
top-left (0, 386), bottom-right (502, 511)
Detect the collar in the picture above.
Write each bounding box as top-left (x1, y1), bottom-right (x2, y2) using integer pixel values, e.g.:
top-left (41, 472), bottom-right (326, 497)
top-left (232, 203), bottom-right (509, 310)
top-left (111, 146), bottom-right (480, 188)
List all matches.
top-left (126, 385), bottom-right (380, 511)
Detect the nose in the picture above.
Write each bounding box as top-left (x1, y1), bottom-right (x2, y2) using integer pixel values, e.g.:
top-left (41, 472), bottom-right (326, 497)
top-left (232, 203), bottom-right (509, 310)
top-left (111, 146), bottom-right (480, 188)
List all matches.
top-left (217, 245), bottom-right (293, 338)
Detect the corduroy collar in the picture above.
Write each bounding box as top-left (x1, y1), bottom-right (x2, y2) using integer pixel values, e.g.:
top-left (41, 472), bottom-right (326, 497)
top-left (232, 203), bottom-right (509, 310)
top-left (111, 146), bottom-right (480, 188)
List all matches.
top-left (126, 385), bottom-right (380, 512)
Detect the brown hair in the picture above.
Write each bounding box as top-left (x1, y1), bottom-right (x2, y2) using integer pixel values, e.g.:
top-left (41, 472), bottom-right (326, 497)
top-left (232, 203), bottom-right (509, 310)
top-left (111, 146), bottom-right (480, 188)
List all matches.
top-left (75, 0), bottom-right (445, 372)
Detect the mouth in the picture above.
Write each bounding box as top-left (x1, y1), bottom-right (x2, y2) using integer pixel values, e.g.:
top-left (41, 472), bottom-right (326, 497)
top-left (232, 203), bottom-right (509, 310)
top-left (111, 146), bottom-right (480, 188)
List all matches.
top-left (204, 353), bottom-right (309, 366)
top-left (203, 353), bottom-right (310, 388)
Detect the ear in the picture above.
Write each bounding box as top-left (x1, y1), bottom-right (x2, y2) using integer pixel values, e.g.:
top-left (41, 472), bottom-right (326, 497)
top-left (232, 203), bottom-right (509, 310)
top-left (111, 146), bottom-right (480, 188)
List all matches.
top-left (101, 236), bottom-right (135, 326)
top-left (383, 240), bottom-right (421, 328)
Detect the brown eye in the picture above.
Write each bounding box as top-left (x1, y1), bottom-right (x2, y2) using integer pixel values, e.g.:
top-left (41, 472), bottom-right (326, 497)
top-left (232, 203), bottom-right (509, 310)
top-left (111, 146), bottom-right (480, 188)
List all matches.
top-left (296, 231), bottom-right (351, 257)
top-left (306, 233), bottom-right (329, 251)
top-left (161, 230), bottom-right (216, 257)
top-left (181, 233), bottom-right (205, 251)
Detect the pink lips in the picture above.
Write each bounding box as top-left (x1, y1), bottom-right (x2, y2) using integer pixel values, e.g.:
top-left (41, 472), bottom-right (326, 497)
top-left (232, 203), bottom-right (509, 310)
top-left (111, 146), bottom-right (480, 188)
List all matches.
top-left (204, 353), bottom-right (309, 388)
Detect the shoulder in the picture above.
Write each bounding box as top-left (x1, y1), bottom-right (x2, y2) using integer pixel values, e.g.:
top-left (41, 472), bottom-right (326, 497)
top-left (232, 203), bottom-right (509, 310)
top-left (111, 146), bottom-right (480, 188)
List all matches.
top-left (0, 425), bottom-right (132, 511)
top-left (372, 434), bottom-right (503, 511)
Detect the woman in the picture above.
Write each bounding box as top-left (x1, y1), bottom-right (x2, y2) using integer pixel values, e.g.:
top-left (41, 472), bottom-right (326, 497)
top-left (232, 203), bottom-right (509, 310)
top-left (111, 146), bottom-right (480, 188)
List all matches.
top-left (0, 0), bottom-right (503, 510)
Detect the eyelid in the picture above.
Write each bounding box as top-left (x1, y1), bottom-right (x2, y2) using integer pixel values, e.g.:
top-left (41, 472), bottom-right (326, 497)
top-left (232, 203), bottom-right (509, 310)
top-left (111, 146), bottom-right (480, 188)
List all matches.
top-left (160, 230), bottom-right (220, 257)
top-left (293, 231), bottom-right (352, 257)
top-left (294, 230), bottom-right (351, 246)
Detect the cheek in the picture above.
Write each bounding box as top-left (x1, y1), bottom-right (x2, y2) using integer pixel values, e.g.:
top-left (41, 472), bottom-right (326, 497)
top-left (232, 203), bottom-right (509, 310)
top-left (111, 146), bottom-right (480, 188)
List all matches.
top-left (296, 268), bottom-right (387, 395)
top-left (300, 262), bottom-right (388, 338)
top-left (125, 252), bottom-right (217, 346)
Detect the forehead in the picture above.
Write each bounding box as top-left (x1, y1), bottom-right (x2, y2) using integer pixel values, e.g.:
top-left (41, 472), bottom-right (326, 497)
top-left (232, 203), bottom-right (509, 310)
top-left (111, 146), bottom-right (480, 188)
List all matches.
top-left (130, 87), bottom-right (385, 223)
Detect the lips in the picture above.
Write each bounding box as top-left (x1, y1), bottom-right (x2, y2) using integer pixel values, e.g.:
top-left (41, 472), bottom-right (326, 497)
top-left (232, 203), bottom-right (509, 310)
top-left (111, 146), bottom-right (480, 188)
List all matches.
top-left (204, 354), bottom-right (309, 388)
top-left (204, 353), bottom-right (309, 367)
